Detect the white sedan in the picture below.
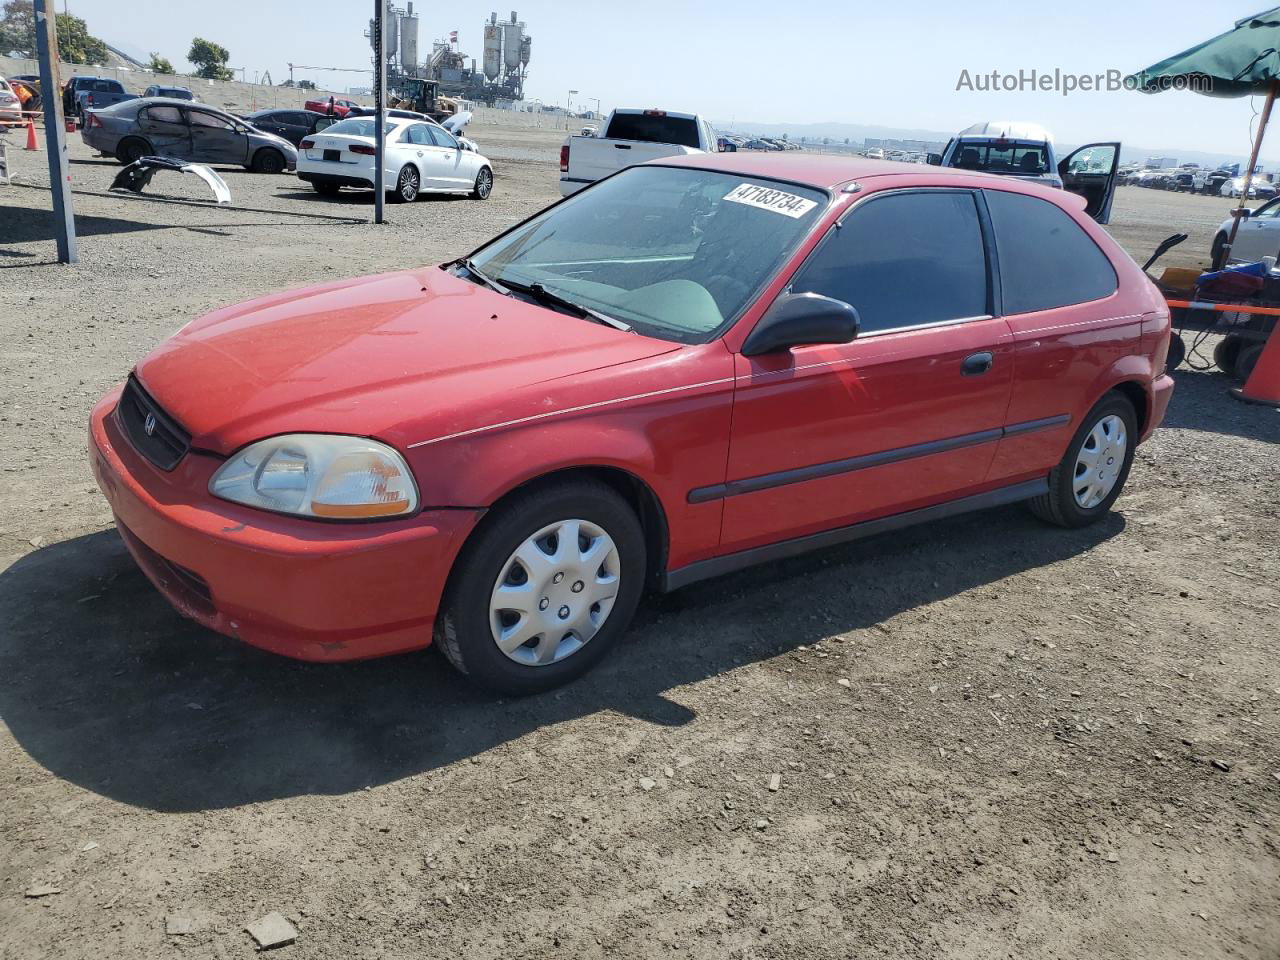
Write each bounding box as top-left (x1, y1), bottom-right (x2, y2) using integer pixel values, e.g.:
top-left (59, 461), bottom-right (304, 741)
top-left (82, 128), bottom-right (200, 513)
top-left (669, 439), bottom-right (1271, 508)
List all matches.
top-left (296, 114), bottom-right (493, 202)
top-left (1212, 195), bottom-right (1280, 267)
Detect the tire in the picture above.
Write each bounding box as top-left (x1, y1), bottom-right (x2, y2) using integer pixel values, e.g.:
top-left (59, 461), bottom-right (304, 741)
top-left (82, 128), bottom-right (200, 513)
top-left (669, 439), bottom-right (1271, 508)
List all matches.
top-left (312, 181), bottom-right (341, 196)
top-left (1214, 335), bottom-right (1244, 377)
top-left (115, 137), bottom-right (148, 164)
top-left (251, 148), bottom-right (286, 174)
top-left (1166, 332), bottom-right (1186, 373)
top-left (391, 164), bottom-right (419, 203)
top-left (1236, 343), bottom-right (1265, 384)
top-left (1028, 393), bottom-right (1138, 529)
top-left (471, 166), bottom-right (493, 200)
top-left (1210, 232), bottom-right (1228, 270)
top-left (436, 479), bottom-right (647, 695)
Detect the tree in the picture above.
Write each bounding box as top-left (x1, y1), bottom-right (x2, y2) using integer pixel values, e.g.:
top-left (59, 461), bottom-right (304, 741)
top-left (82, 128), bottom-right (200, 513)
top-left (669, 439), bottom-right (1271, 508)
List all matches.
top-left (147, 52), bottom-right (175, 74)
top-left (0, 3), bottom-right (108, 63)
top-left (188, 37), bottom-right (232, 81)
top-left (0, 0), bottom-right (35, 57)
top-left (56, 12), bottom-right (108, 64)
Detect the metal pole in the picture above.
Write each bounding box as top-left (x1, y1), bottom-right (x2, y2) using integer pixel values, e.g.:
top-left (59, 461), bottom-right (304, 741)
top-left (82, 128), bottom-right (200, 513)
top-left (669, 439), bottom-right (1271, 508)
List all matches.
top-left (373, 0), bottom-right (386, 223)
top-left (1227, 77), bottom-right (1279, 253)
top-left (34, 0), bottom-right (77, 263)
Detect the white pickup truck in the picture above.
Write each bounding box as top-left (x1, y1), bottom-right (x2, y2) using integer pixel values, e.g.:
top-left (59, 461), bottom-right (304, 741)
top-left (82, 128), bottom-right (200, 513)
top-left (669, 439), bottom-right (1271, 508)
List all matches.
top-left (559, 108), bottom-right (718, 196)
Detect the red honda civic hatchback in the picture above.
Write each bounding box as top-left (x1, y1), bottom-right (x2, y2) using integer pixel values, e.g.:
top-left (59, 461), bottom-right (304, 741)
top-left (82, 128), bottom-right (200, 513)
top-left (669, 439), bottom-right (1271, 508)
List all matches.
top-left (90, 154), bottom-right (1173, 693)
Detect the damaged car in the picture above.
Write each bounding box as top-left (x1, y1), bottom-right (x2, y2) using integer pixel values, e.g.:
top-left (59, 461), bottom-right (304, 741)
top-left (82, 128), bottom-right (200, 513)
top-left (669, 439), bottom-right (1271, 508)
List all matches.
top-left (81, 98), bottom-right (297, 173)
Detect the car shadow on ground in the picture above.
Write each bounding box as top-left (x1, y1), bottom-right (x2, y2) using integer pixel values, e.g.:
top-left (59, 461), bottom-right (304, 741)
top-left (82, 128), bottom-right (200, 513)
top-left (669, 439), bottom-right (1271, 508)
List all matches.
top-left (1164, 364), bottom-right (1280, 444)
top-left (0, 504), bottom-right (1120, 813)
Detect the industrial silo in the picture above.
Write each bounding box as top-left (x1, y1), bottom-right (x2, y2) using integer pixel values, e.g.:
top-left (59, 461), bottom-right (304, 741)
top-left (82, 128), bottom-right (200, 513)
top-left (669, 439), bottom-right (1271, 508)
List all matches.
top-left (399, 3), bottom-right (419, 71)
top-left (502, 13), bottom-right (523, 72)
top-left (482, 13), bottom-right (502, 81)
top-left (519, 34), bottom-right (531, 68)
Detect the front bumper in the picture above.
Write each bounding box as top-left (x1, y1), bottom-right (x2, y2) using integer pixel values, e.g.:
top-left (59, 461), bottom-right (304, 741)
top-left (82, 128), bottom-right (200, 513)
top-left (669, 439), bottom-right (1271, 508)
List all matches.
top-left (89, 387), bottom-right (481, 662)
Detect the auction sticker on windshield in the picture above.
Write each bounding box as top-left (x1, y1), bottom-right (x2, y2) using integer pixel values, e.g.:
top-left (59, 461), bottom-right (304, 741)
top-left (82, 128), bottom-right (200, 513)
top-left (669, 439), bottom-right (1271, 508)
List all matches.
top-left (723, 183), bottom-right (818, 218)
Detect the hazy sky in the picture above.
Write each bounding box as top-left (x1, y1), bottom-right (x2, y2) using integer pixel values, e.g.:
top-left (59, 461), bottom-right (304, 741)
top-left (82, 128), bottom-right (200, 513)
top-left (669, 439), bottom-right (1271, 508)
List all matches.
top-left (59, 0), bottom-right (1280, 161)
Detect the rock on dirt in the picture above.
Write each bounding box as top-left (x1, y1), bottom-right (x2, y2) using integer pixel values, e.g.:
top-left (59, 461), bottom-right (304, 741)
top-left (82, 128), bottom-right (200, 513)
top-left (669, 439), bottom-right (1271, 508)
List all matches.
top-left (245, 913), bottom-right (297, 950)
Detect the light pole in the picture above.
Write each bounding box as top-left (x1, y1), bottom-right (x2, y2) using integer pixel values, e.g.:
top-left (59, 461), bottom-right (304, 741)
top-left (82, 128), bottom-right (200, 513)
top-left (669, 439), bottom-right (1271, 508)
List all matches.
top-left (566, 88), bottom-right (577, 129)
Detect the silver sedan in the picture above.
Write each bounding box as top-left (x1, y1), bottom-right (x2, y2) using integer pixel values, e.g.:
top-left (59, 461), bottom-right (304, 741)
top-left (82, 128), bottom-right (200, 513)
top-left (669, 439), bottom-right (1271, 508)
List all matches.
top-left (81, 98), bottom-right (297, 173)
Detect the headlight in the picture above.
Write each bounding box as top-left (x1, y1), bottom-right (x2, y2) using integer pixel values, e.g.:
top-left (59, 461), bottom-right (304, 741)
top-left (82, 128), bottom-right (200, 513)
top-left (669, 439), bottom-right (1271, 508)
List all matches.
top-left (209, 434), bottom-right (418, 520)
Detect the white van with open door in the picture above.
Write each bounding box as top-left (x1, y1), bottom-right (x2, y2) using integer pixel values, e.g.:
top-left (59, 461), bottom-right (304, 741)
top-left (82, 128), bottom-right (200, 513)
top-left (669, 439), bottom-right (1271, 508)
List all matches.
top-left (928, 121), bottom-right (1121, 224)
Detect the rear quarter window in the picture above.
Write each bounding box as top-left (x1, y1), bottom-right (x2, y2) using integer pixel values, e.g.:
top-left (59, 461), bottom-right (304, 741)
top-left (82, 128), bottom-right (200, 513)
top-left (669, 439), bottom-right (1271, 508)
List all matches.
top-left (984, 190), bottom-right (1117, 313)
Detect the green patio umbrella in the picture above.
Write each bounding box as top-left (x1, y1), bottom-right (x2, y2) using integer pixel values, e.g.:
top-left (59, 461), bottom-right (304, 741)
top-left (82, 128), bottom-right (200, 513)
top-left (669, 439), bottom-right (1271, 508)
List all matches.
top-left (1128, 7), bottom-right (1280, 252)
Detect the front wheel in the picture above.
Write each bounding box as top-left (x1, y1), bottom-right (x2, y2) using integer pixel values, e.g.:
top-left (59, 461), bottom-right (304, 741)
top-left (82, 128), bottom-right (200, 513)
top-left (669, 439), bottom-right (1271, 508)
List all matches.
top-left (1028, 393), bottom-right (1137, 528)
top-left (391, 164), bottom-right (419, 202)
top-left (1210, 232), bottom-right (1228, 270)
top-left (436, 479), bottom-right (646, 695)
top-left (471, 166), bottom-right (493, 200)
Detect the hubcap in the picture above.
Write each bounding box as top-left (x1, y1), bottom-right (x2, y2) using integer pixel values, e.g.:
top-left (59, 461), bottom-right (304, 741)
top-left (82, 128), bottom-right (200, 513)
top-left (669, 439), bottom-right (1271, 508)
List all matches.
top-left (1073, 414), bottom-right (1127, 509)
top-left (478, 170), bottom-right (491, 196)
top-left (489, 518), bottom-right (621, 667)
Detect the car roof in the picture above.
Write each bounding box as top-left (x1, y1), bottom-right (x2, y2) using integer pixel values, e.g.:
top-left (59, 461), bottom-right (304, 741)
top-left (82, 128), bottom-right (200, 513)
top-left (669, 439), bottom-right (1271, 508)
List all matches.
top-left (656, 152), bottom-right (1016, 191)
top-left (956, 120), bottom-right (1054, 143)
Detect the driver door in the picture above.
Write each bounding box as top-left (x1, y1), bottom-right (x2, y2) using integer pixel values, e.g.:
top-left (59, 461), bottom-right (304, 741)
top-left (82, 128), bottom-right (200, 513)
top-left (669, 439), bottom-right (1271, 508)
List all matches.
top-left (188, 109), bottom-right (248, 165)
top-left (1059, 142), bottom-right (1121, 224)
top-left (719, 189), bottom-right (1014, 554)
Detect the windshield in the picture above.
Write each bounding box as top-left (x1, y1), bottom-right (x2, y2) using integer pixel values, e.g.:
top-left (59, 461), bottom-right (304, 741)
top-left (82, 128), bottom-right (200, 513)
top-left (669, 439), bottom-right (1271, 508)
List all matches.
top-left (949, 140), bottom-right (1049, 176)
top-left (467, 166), bottom-right (828, 343)
top-left (321, 117), bottom-right (399, 138)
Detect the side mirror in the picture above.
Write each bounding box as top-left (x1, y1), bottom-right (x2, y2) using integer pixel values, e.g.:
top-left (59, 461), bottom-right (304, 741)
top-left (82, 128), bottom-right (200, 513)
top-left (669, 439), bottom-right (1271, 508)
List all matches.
top-left (926, 153), bottom-right (943, 166)
top-left (1234, 207), bottom-right (1254, 218)
top-left (741, 293), bottom-right (859, 357)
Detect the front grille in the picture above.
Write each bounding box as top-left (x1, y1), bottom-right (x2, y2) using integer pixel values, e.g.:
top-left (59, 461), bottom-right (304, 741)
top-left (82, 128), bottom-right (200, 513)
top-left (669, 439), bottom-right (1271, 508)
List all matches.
top-left (116, 375), bottom-right (191, 471)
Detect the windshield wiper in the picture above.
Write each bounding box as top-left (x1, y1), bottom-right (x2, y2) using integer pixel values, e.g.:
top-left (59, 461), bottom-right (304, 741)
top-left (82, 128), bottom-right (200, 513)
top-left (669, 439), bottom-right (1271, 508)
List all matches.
top-left (505, 280), bottom-right (633, 332)
top-left (451, 258), bottom-right (509, 296)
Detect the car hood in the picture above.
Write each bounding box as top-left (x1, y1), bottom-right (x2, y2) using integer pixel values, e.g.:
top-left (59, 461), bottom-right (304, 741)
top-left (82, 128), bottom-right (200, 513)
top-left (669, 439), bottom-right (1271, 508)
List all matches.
top-left (134, 267), bottom-right (679, 454)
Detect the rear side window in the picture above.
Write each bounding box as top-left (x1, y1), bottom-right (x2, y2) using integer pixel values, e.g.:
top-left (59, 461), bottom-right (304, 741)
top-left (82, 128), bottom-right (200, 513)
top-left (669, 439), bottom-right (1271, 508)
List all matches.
top-left (604, 113), bottom-right (699, 148)
top-left (141, 105), bottom-right (183, 123)
top-left (984, 190), bottom-right (1117, 313)
top-left (789, 190), bottom-right (989, 334)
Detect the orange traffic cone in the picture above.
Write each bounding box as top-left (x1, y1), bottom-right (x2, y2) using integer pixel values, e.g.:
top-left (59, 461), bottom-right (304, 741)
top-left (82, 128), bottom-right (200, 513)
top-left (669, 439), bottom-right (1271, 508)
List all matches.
top-left (24, 117), bottom-right (38, 151)
top-left (1232, 328), bottom-right (1280, 407)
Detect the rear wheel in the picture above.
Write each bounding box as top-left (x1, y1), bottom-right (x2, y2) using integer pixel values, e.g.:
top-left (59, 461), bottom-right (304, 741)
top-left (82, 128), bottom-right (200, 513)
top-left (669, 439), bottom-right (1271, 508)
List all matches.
top-left (1236, 343), bottom-right (1265, 384)
top-left (391, 164), bottom-right (419, 203)
top-left (1028, 393), bottom-right (1137, 528)
top-left (251, 148), bottom-right (286, 174)
top-left (436, 479), bottom-right (646, 695)
top-left (115, 137), bottom-right (148, 164)
top-left (312, 181), bottom-right (341, 196)
top-left (471, 166), bottom-right (493, 199)
top-left (1214, 335), bottom-right (1245, 377)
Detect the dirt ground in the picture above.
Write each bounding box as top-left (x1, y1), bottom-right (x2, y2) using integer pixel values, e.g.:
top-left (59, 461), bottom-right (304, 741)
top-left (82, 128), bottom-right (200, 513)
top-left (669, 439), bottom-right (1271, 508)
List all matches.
top-left (1, 122), bottom-right (1278, 960)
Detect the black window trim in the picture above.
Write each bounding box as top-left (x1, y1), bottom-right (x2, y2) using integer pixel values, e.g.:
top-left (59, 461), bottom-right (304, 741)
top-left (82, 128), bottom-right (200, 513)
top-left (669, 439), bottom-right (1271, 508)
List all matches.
top-left (774, 186), bottom-right (1000, 340)
top-left (980, 186), bottom-right (1119, 315)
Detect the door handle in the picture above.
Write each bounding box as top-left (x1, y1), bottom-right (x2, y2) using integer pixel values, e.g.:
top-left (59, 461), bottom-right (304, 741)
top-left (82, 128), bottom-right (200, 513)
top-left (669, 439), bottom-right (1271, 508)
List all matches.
top-left (961, 351), bottom-right (994, 376)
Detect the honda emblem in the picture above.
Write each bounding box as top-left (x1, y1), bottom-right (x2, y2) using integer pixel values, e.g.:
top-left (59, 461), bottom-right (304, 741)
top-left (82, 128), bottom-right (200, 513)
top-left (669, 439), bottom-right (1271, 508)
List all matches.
top-left (143, 412), bottom-right (157, 437)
